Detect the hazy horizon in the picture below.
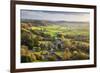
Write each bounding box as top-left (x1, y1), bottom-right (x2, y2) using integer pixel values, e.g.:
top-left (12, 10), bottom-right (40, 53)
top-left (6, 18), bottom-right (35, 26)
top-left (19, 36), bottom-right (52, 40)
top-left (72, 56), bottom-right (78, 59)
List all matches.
top-left (21, 10), bottom-right (90, 22)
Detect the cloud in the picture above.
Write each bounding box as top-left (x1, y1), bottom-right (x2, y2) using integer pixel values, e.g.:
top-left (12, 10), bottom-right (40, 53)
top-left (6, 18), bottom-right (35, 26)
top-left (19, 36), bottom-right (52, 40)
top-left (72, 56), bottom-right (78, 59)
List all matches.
top-left (21, 10), bottom-right (90, 22)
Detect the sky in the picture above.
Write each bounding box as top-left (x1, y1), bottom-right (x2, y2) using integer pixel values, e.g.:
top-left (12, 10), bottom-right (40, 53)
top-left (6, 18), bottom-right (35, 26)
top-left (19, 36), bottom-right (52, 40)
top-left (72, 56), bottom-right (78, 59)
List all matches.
top-left (21, 10), bottom-right (90, 22)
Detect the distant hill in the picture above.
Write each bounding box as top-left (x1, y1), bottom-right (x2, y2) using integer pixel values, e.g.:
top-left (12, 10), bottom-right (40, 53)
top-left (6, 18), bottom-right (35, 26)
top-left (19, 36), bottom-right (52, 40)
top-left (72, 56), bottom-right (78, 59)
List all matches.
top-left (21, 19), bottom-right (89, 28)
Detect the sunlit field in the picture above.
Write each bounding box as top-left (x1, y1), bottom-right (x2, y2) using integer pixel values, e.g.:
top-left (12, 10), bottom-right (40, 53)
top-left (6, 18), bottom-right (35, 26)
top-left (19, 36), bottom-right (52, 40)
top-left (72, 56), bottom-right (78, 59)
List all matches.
top-left (21, 20), bottom-right (90, 63)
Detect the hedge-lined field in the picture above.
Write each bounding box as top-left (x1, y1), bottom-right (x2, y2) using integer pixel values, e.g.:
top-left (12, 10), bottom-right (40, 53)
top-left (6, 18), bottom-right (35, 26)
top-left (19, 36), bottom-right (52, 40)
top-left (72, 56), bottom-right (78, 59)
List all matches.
top-left (21, 21), bottom-right (89, 63)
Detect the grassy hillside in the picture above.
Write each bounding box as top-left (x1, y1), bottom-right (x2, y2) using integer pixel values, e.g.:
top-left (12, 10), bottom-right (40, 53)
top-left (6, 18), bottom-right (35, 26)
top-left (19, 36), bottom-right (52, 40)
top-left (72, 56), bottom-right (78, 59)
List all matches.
top-left (21, 20), bottom-right (90, 63)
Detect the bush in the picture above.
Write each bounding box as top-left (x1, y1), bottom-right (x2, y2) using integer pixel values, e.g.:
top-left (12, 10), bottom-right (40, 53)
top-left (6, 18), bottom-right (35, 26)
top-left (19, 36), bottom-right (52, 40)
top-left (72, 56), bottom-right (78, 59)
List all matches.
top-left (33, 36), bottom-right (42, 47)
top-left (63, 39), bottom-right (72, 49)
top-left (72, 50), bottom-right (89, 60)
top-left (34, 53), bottom-right (42, 60)
top-left (21, 56), bottom-right (32, 63)
top-left (21, 23), bottom-right (32, 29)
top-left (21, 45), bottom-right (28, 56)
top-left (76, 42), bottom-right (89, 52)
top-left (21, 45), bottom-right (37, 62)
top-left (63, 48), bottom-right (72, 60)
top-left (21, 28), bottom-right (34, 50)
top-left (57, 32), bottom-right (64, 39)
top-left (48, 55), bottom-right (57, 61)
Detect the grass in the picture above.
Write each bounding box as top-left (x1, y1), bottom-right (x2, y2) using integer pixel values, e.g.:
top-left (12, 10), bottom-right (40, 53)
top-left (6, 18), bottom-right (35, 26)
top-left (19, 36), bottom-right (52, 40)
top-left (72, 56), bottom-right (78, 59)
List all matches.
top-left (31, 25), bottom-right (89, 37)
top-left (21, 22), bottom-right (90, 62)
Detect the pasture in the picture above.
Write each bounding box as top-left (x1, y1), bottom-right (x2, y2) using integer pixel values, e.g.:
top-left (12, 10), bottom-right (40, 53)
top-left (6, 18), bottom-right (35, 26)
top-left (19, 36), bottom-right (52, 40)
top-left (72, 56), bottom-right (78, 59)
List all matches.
top-left (21, 21), bottom-right (90, 63)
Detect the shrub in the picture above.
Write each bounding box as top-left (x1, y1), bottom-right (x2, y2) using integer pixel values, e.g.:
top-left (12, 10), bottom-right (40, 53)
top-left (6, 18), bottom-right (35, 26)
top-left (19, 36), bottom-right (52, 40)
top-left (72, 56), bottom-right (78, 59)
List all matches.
top-left (27, 51), bottom-right (37, 61)
top-left (21, 45), bottom-right (28, 56)
top-left (76, 42), bottom-right (89, 52)
top-left (21, 45), bottom-right (37, 62)
top-left (63, 48), bottom-right (72, 60)
top-left (48, 55), bottom-right (57, 61)
top-left (63, 39), bottom-right (72, 49)
top-left (21, 23), bottom-right (32, 29)
top-left (21, 28), bottom-right (34, 50)
top-left (34, 53), bottom-right (42, 60)
top-left (21, 56), bottom-right (32, 63)
top-left (33, 36), bottom-right (42, 47)
top-left (78, 51), bottom-right (89, 59)
top-left (72, 50), bottom-right (89, 60)
top-left (57, 32), bottom-right (64, 39)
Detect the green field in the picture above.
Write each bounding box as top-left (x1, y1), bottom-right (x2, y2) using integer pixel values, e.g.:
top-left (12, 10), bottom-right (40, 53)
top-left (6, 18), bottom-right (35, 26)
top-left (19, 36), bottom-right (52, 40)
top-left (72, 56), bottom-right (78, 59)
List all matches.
top-left (21, 21), bottom-right (90, 63)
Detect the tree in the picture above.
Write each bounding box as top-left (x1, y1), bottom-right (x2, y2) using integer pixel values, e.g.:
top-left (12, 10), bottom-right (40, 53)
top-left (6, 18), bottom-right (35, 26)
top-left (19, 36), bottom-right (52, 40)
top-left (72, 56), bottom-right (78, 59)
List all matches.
top-left (57, 32), bottom-right (64, 39)
top-left (21, 45), bottom-right (38, 62)
top-left (63, 39), bottom-right (72, 49)
top-left (63, 48), bottom-right (72, 60)
top-left (21, 28), bottom-right (34, 50)
top-left (21, 23), bottom-right (32, 29)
